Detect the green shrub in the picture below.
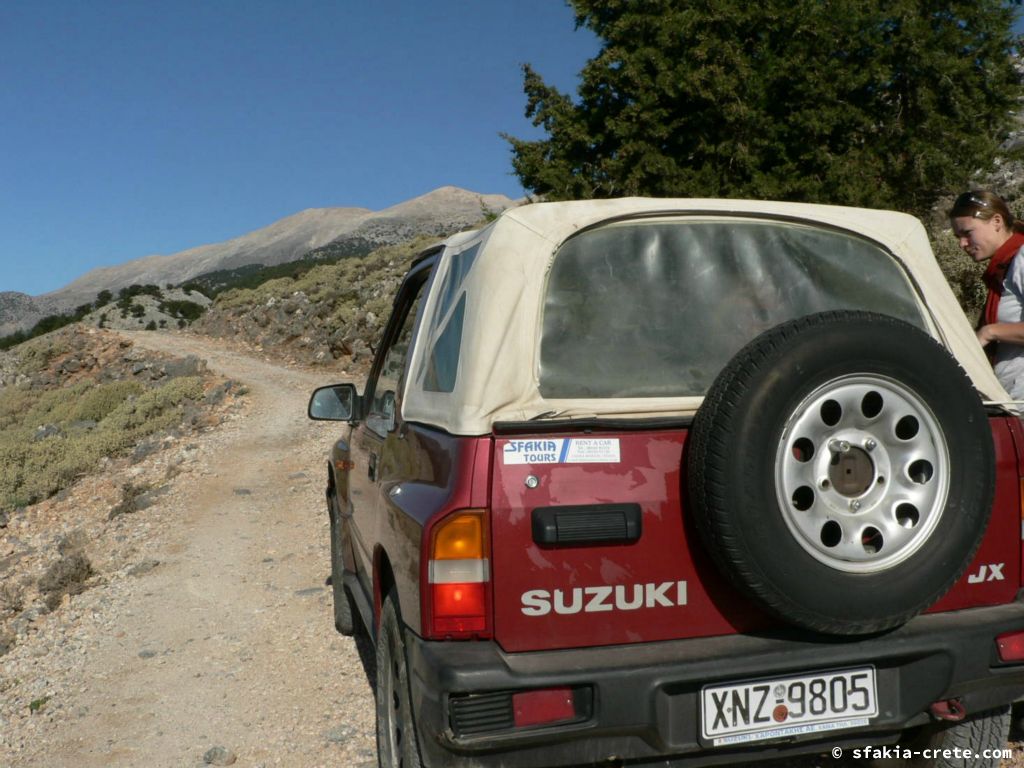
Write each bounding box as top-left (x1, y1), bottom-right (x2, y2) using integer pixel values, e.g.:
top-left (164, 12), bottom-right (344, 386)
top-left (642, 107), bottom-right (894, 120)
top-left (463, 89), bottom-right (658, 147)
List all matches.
top-left (101, 376), bottom-right (203, 433)
top-left (0, 388), bottom-right (39, 430)
top-left (158, 299), bottom-right (205, 321)
top-left (70, 380), bottom-right (145, 423)
top-left (14, 336), bottom-right (69, 374)
top-left (22, 381), bottom-right (92, 426)
top-left (0, 376), bottom-right (205, 508)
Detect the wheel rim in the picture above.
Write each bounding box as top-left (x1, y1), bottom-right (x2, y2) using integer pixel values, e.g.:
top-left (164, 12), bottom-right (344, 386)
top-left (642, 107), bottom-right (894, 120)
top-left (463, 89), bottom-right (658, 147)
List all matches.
top-left (775, 374), bottom-right (950, 573)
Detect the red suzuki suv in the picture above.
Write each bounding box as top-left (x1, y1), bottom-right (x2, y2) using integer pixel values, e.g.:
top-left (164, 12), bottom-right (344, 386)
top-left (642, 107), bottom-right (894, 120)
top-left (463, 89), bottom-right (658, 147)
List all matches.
top-left (310, 198), bottom-right (1024, 768)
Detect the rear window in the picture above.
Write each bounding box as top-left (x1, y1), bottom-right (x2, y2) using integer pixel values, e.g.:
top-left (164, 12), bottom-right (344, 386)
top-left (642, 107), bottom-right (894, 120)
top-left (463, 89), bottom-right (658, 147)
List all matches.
top-left (539, 219), bottom-right (926, 398)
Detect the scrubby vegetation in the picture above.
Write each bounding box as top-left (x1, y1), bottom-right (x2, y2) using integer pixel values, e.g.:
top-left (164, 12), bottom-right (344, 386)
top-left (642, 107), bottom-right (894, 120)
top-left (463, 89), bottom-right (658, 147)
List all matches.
top-left (0, 327), bottom-right (226, 510)
top-left (193, 234), bottom-right (442, 368)
top-left (182, 251), bottom-right (360, 298)
top-left (0, 374), bottom-right (204, 508)
top-left (214, 235), bottom-right (432, 317)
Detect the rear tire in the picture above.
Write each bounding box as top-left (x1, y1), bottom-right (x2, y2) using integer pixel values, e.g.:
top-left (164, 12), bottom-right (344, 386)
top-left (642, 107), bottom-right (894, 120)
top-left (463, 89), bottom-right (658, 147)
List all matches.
top-left (376, 593), bottom-right (423, 768)
top-left (925, 706), bottom-right (1010, 768)
top-left (688, 311), bottom-right (994, 635)
top-left (881, 706), bottom-right (1011, 768)
top-left (329, 497), bottom-right (360, 636)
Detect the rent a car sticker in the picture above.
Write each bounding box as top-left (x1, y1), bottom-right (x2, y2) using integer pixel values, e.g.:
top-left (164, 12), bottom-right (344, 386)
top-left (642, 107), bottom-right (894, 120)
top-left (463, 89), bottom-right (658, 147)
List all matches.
top-left (502, 438), bottom-right (621, 465)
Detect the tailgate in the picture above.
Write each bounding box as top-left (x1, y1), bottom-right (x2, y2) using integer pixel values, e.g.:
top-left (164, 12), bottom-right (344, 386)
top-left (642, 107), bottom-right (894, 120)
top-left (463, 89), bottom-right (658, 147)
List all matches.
top-left (489, 430), bottom-right (768, 653)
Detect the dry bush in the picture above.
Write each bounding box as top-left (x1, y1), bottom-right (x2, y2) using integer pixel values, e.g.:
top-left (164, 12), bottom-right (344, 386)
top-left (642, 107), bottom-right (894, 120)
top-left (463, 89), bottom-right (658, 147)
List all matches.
top-left (38, 549), bottom-right (94, 610)
top-left (0, 582), bottom-right (24, 615)
top-left (108, 482), bottom-right (149, 520)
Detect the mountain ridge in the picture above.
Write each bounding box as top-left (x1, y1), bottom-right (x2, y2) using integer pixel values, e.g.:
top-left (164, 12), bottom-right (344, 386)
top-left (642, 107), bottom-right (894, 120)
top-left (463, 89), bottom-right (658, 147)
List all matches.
top-left (0, 186), bottom-right (515, 335)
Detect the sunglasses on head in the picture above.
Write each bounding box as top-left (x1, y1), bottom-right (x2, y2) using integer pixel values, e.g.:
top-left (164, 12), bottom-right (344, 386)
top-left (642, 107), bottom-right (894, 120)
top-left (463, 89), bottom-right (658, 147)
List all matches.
top-left (955, 192), bottom-right (992, 210)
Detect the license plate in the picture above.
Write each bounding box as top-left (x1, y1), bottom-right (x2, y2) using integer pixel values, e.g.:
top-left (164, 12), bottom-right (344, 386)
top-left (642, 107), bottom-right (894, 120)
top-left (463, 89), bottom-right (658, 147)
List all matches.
top-left (701, 667), bottom-right (877, 746)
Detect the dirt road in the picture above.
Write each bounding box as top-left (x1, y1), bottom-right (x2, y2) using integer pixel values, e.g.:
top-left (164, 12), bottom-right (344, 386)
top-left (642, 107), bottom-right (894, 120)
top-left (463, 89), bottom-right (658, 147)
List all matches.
top-left (0, 331), bottom-right (377, 767)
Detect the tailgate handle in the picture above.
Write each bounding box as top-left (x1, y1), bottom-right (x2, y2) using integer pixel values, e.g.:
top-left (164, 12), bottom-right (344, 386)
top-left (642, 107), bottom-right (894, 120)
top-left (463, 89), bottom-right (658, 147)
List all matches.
top-left (532, 504), bottom-right (642, 546)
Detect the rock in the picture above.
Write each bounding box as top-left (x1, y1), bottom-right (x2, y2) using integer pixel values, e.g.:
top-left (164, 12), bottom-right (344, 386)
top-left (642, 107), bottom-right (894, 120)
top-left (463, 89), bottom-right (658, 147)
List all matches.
top-left (32, 424), bottom-right (62, 441)
top-left (133, 486), bottom-right (169, 511)
top-left (161, 355), bottom-right (205, 379)
top-left (137, 649), bottom-right (157, 659)
top-left (131, 440), bottom-right (160, 463)
top-left (203, 746), bottom-right (238, 765)
top-left (204, 382), bottom-right (230, 405)
top-left (324, 724), bottom-right (356, 743)
top-left (127, 559), bottom-right (160, 577)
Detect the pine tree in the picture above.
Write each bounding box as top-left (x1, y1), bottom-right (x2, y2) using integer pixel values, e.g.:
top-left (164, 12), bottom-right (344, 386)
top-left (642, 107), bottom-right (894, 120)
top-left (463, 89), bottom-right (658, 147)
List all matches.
top-left (505, 0), bottom-right (1023, 215)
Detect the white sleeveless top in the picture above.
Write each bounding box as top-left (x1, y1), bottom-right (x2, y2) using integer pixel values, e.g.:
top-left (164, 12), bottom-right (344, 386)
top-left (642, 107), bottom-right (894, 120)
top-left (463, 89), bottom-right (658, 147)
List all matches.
top-left (993, 246), bottom-right (1024, 400)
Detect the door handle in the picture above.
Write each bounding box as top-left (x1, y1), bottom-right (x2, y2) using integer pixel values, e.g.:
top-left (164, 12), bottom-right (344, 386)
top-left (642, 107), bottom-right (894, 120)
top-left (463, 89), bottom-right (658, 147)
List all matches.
top-left (368, 452), bottom-right (378, 481)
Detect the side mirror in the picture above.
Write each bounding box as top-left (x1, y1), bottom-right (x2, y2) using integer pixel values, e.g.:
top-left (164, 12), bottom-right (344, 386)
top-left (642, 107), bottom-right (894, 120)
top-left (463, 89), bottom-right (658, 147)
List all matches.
top-left (308, 384), bottom-right (360, 422)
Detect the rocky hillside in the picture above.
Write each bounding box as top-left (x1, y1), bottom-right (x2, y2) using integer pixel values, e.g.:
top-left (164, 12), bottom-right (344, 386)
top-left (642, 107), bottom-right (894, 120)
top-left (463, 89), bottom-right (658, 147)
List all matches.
top-left (191, 234), bottom-right (441, 371)
top-left (0, 187), bottom-right (515, 333)
top-left (0, 294), bottom-right (46, 339)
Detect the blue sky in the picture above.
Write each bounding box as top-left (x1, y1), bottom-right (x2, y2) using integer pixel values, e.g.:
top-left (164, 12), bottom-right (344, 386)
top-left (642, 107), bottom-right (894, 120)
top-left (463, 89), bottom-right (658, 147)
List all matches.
top-left (0, 1), bottom-right (599, 296)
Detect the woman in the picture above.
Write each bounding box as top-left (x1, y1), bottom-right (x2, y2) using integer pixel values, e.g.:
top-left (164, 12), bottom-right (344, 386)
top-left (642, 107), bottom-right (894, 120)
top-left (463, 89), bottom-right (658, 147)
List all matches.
top-left (950, 189), bottom-right (1024, 399)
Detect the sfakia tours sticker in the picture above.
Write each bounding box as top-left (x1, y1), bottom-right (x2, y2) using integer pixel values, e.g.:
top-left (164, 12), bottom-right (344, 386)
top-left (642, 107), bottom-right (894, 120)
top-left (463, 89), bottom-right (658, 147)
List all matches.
top-left (502, 438), bottom-right (621, 465)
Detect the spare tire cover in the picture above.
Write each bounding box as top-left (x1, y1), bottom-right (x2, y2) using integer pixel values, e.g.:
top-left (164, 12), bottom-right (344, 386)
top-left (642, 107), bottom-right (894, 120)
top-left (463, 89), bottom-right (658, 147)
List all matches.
top-left (687, 311), bottom-right (994, 635)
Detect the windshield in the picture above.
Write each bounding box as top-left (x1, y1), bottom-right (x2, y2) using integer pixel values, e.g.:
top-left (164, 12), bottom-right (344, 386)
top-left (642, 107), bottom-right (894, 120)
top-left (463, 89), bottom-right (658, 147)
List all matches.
top-left (539, 219), bottom-right (926, 398)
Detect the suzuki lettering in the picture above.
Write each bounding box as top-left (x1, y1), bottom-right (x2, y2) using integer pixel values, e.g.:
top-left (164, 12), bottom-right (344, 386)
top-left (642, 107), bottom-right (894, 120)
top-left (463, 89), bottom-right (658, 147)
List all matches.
top-left (521, 581), bottom-right (688, 616)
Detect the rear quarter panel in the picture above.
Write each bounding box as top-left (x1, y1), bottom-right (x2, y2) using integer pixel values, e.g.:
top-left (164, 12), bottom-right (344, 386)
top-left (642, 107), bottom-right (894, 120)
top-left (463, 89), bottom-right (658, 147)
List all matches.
top-left (376, 425), bottom-right (487, 635)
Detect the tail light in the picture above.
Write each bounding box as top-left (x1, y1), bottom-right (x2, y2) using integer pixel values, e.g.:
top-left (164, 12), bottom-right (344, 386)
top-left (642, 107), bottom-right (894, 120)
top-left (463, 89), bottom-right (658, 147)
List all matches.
top-left (426, 510), bottom-right (491, 638)
top-left (996, 629), bottom-right (1024, 662)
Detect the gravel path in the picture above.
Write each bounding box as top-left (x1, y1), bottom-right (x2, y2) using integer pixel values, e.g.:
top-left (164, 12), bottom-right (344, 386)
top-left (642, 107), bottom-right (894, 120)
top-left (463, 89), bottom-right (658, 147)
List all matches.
top-left (0, 330), bottom-right (376, 767)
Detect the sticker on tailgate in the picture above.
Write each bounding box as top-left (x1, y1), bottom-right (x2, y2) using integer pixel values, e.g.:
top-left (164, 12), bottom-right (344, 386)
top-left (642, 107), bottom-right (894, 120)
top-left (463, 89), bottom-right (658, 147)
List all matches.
top-left (503, 438), bottom-right (620, 465)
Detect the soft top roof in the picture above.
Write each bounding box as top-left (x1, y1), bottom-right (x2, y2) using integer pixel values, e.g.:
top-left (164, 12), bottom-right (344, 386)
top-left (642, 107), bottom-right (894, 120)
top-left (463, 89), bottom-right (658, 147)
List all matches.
top-left (401, 197), bottom-right (1007, 435)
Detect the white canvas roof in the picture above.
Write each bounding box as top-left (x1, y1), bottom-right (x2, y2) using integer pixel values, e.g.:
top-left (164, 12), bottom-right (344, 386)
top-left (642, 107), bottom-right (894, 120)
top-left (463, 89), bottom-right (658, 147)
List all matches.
top-left (401, 198), bottom-right (1008, 436)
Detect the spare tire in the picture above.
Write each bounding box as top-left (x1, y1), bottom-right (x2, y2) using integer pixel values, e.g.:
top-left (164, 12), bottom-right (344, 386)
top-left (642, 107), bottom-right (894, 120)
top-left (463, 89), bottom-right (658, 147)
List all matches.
top-left (687, 311), bottom-right (994, 635)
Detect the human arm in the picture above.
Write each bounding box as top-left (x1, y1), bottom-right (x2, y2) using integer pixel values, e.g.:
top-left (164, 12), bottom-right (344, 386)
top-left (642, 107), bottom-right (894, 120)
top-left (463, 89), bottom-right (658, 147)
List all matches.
top-left (977, 322), bottom-right (1024, 347)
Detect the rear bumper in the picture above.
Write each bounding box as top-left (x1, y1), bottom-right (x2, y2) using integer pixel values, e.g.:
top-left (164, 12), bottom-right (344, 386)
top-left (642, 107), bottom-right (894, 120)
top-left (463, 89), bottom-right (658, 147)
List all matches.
top-left (406, 602), bottom-right (1024, 768)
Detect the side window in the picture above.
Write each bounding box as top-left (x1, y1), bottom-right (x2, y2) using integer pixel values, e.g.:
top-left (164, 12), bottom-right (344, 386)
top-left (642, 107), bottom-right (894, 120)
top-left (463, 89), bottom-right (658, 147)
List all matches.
top-left (423, 293), bottom-right (466, 393)
top-left (365, 285), bottom-right (426, 437)
top-left (415, 243), bottom-right (478, 393)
